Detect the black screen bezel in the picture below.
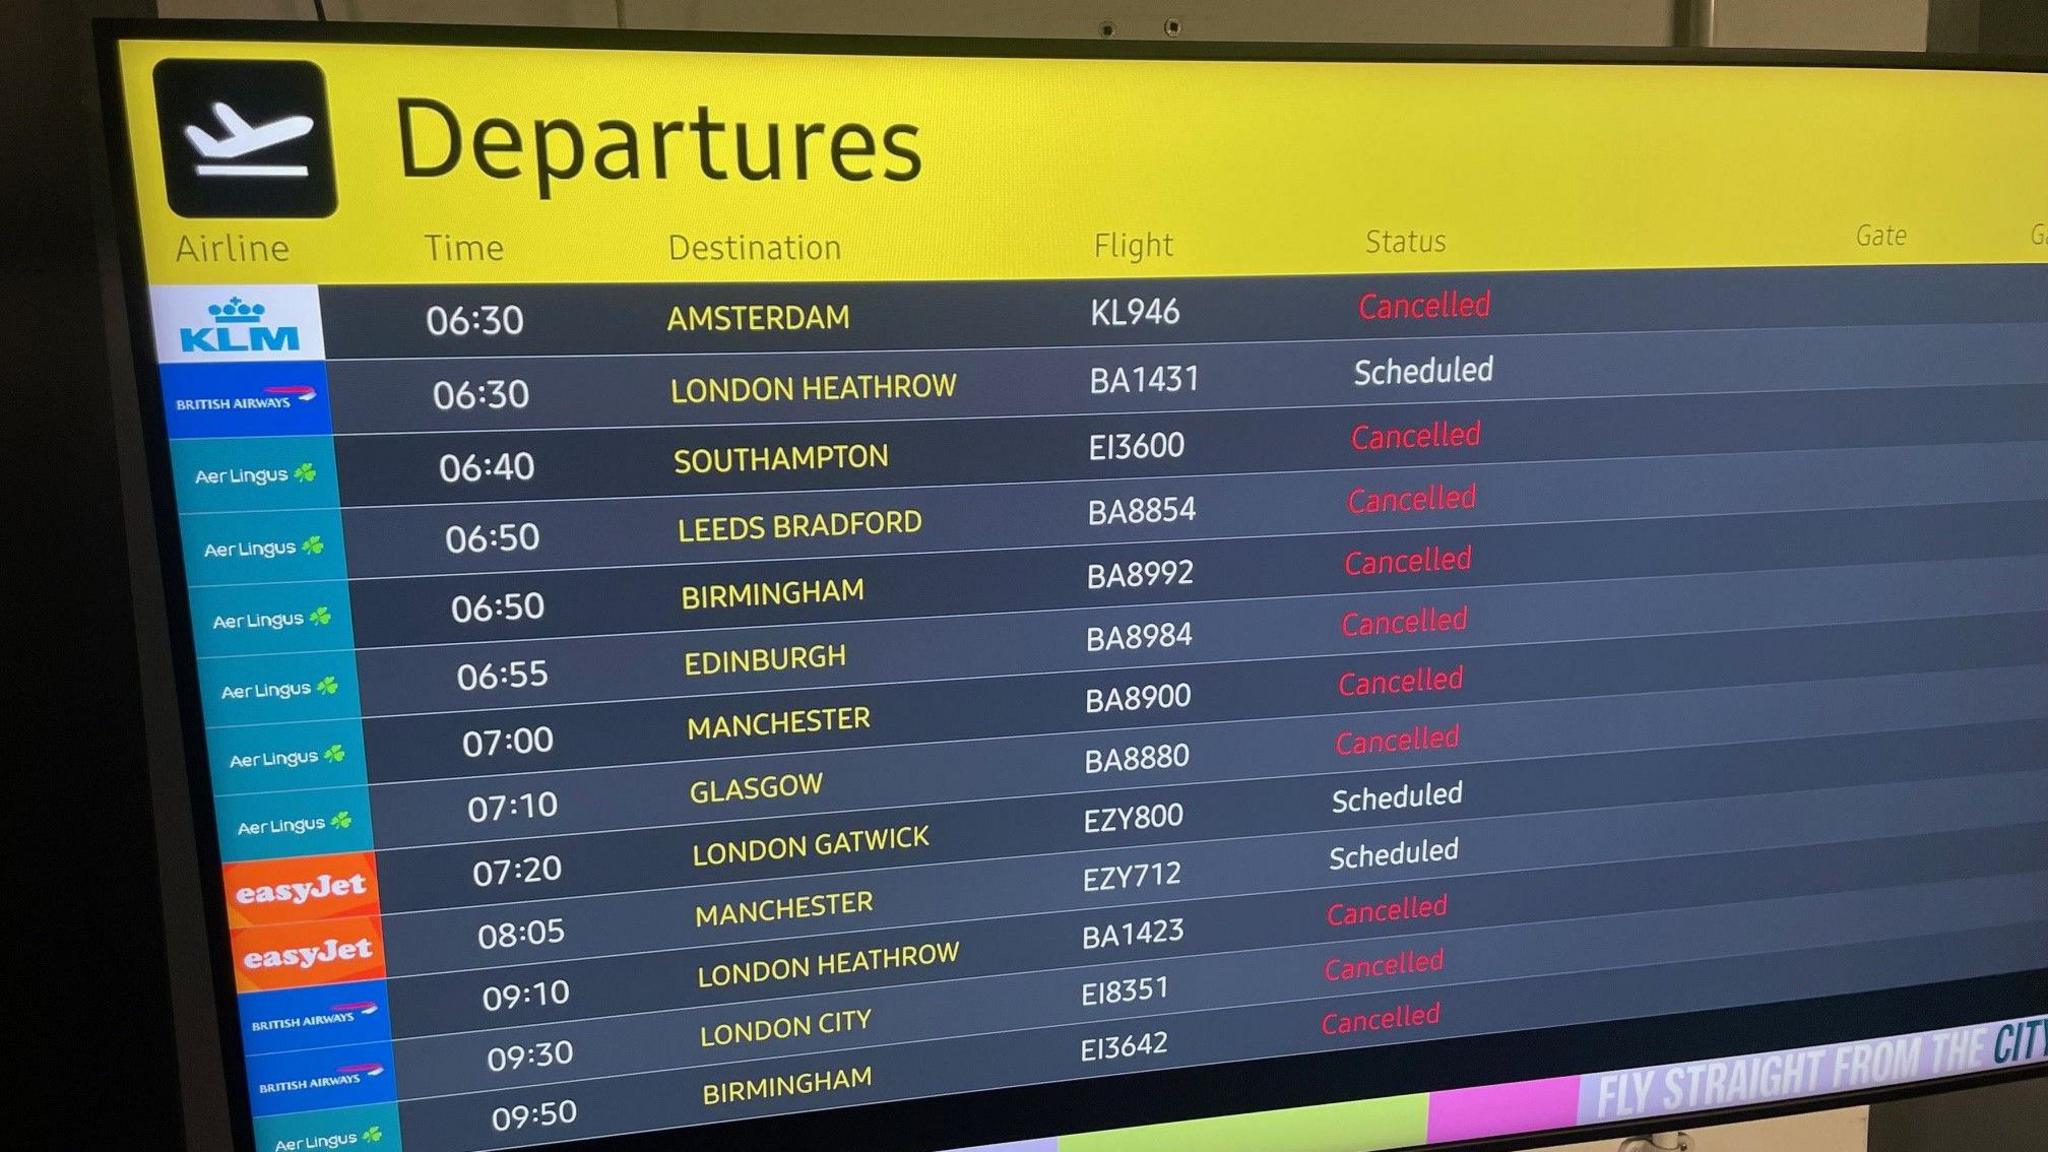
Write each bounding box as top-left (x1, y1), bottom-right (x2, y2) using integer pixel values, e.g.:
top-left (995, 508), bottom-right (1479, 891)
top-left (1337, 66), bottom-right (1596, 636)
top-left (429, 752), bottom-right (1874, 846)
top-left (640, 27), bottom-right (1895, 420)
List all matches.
top-left (90, 18), bottom-right (2048, 1152)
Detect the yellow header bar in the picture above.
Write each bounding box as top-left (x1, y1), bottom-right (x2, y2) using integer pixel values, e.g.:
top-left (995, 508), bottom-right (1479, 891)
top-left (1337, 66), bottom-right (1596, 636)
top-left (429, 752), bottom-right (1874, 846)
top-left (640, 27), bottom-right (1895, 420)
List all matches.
top-left (116, 38), bottom-right (2048, 285)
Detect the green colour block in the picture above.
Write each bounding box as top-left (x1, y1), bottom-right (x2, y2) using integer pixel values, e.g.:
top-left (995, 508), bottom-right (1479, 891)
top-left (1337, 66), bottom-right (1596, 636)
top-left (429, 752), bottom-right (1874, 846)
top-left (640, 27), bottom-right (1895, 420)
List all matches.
top-left (1063, 1092), bottom-right (1429, 1152)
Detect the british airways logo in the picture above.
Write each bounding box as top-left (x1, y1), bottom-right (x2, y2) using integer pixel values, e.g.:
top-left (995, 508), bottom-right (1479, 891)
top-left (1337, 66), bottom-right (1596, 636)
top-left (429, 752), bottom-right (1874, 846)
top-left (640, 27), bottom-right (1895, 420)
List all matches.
top-left (181, 296), bottom-right (299, 354)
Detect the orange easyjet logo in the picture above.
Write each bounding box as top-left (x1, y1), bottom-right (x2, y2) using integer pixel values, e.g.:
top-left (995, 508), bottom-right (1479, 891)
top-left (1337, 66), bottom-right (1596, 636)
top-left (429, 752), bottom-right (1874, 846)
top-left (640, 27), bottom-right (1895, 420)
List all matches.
top-left (231, 915), bottom-right (386, 992)
top-left (223, 851), bottom-right (380, 928)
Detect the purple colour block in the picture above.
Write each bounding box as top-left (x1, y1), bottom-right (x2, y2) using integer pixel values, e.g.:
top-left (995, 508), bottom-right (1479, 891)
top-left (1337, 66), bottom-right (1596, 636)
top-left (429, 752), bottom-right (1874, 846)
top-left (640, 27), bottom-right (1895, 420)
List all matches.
top-left (1427, 1076), bottom-right (1583, 1143)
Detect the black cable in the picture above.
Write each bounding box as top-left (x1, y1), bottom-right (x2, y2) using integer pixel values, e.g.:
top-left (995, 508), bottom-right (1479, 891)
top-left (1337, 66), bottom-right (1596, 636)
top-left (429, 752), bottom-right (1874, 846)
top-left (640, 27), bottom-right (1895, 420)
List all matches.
top-left (312, 0), bottom-right (328, 21)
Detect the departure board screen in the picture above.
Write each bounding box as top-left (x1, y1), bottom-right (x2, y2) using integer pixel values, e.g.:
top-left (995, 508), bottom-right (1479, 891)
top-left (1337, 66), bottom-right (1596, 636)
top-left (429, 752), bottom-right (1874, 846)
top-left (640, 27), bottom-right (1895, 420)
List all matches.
top-left (98, 27), bottom-right (2048, 1152)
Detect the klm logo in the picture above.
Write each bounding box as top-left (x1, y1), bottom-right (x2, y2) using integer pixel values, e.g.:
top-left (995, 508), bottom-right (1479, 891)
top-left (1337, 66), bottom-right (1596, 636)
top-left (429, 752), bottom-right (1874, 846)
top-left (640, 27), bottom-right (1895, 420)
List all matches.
top-left (181, 296), bottom-right (299, 355)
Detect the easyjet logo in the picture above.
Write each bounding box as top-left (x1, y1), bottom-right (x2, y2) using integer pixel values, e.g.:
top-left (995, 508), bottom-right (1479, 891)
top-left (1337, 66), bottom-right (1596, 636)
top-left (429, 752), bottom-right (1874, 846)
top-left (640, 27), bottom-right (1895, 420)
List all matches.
top-left (222, 851), bottom-right (379, 928)
top-left (232, 872), bottom-right (369, 910)
top-left (242, 934), bottom-right (376, 973)
top-left (230, 915), bottom-right (386, 992)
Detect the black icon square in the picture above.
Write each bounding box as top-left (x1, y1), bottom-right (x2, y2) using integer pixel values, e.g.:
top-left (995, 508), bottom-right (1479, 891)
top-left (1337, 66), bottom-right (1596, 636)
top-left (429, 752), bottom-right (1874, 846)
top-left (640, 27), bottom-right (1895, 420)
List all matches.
top-left (153, 58), bottom-right (336, 219)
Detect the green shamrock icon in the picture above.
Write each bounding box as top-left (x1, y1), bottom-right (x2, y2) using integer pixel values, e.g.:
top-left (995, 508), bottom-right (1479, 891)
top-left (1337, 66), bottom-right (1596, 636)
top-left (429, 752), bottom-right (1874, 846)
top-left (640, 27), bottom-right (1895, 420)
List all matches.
top-left (331, 810), bottom-right (353, 829)
top-left (293, 461), bottom-right (318, 482)
top-left (310, 605), bottom-right (333, 626)
top-left (301, 535), bottom-right (325, 555)
top-left (322, 743), bottom-right (347, 763)
top-left (362, 1127), bottom-right (383, 1143)
top-left (315, 675), bottom-right (339, 695)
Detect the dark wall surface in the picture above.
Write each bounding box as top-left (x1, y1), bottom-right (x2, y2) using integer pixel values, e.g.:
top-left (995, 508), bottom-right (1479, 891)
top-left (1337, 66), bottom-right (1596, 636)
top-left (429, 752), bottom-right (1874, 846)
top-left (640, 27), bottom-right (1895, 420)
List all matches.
top-left (1978, 0), bottom-right (2048, 54)
top-left (1872, 1075), bottom-right (2048, 1151)
top-left (4, 0), bottom-right (175, 1147)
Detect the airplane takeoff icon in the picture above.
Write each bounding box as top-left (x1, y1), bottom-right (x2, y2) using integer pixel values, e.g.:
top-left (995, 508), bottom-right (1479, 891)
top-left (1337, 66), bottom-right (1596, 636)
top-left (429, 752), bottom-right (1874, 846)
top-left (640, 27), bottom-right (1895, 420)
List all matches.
top-left (183, 102), bottom-right (315, 177)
